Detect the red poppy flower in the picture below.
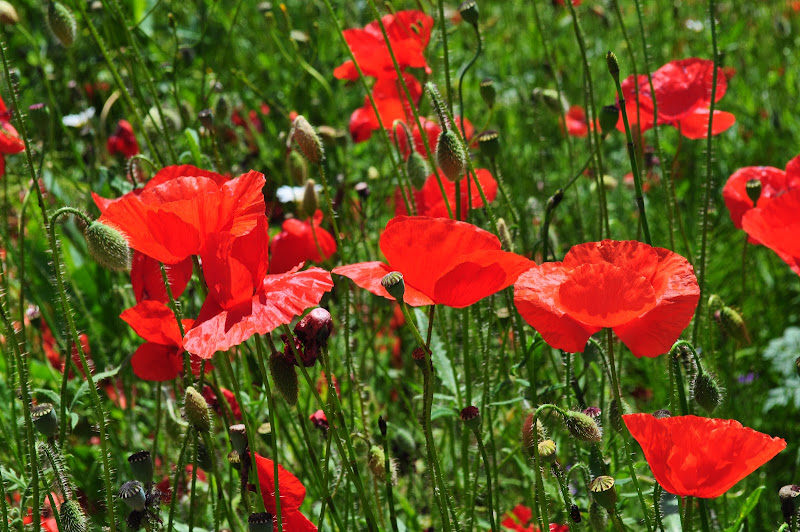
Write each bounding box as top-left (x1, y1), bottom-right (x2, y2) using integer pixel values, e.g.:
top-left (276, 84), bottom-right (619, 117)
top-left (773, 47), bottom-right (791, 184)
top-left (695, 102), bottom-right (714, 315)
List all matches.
top-left (395, 168), bottom-right (498, 219)
top-left (254, 453), bottom-right (318, 532)
top-left (202, 385), bottom-right (242, 420)
top-left (130, 251), bottom-right (194, 303)
top-left (498, 505), bottom-right (569, 532)
top-left (107, 119), bottom-right (139, 158)
top-left (333, 216), bottom-right (531, 308)
top-left (269, 210), bottom-right (337, 274)
top-left (42, 325), bottom-right (93, 380)
top-left (563, 105), bottom-right (589, 137)
top-left (183, 216), bottom-right (334, 359)
top-left (741, 188), bottom-right (800, 276)
top-left (94, 167), bottom-right (264, 264)
top-left (333, 10), bottom-right (434, 81)
top-left (309, 409), bottom-right (328, 431)
top-left (349, 74), bottom-right (422, 143)
top-left (616, 58), bottom-right (735, 139)
top-left (394, 116), bottom-right (475, 159)
top-left (0, 96), bottom-right (24, 178)
top-left (514, 240), bottom-right (700, 357)
top-left (623, 413), bottom-right (786, 498)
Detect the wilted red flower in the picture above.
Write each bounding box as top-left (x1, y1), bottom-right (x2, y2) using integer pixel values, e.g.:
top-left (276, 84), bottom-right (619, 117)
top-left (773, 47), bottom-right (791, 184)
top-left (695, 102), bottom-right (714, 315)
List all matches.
top-left (120, 300), bottom-right (204, 381)
top-left (183, 216), bottom-right (334, 359)
top-left (333, 216), bottom-right (530, 308)
top-left (741, 188), bottom-right (800, 276)
top-left (395, 168), bottom-right (498, 220)
top-left (562, 105), bottom-right (589, 137)
top-left (617, 58), bottom-right (735, 139)
top-left (349, 74), bottom-right (422, 143)
top-left (93, 165), bottom-right (264, 264)
top-left (130, 251), bottom-right (194, 303)
top-left (333, 10), bottom-right (434, 81)
top-left (0, 95), bottom-right (24, 177)
top-left (107, 119), bottom-right (139, 158)
top-left (623, 413), bottom-right (786, 498)
top-left (514, 240), bottom-right (700, 357)
top-left (269, 210), bottom-right (337, 274)
top-left (254, 453), bottom-right (318, 531)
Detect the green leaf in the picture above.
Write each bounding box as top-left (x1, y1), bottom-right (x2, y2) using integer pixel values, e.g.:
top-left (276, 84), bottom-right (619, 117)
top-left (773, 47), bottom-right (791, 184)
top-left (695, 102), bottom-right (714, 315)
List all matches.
top-left (414, 308), bottom-right (459, 397)
top-left (431, 406), bottom-right (457, 421)
top-left (70, 365), bottom-right (122, 411)
top-left (724, 486), bottom-right (765, 532)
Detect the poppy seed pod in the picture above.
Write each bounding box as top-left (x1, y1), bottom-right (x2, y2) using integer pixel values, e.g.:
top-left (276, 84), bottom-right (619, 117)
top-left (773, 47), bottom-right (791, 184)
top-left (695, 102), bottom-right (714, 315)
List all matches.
top-left (606, 51), bottom-right (620, 82)
top-left (184, 386), bottom-right (211, 433)
top-left (302, 179), bottom-right (318, 218)
top-left (229, 424), bottom-right (248, 456)
top-left (381, 271), bottom-right (405, 303)
top-left (269, 352), bottom-right (299, 406)
top-left (564, 411), bottom-right (603, 443)
top-left (84, 221), bottom-right (132, 272)
top-left (477, 130), bottom-right (500, 160)
top-left (31, 402), bottom-right (58, 438)
top-left (480, 78), bottom-right (496, 109)
top-left (436, 130), bottom-right (466, 182)
top-left (198, 108), bottom-right (214, 130)
top-left (460, 405), bottom-right (481, 433)
top-left (292, 115), bottom-right (324, 165)
top-left (692, 373), bottom-right (723, 414)
top-left (652, 409), bottom-right (672, 419)
top-left (127, 450), bottom-right (154, 484)
top-left (58, 500), bottom-right (87, 532)
top-left (248, 512), bottom-right (274, 532)
top-left (406, 151), bottom-right (429, 189)
top-left (47, 1), bottom-right (76, 47)
top-left (745, 178), bottom-right (762, 206)
top-left (496, 218), bottom-right (513, 252)
top-left (458, 1), bottom-right (479, 26)
top-left (590, 475), bottom-right (618, 510)
top-left (531, 88), bottom-right (564, 113)
top-left (599, 105), bottom-right (620, 135)
top-left (119, 480), bottom-right (147, 512)
top-left (780, 485), bottom-right (800, 524)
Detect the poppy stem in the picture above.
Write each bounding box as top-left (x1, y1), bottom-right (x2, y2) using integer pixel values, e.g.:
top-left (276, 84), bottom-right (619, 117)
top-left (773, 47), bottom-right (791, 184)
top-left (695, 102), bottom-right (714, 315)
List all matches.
top-left (684, 496), bottom-right (695, 532)
top-left (378, 417), bottom-right (402, 532)
top-left (437, 0), bottom-right (454, 116)
top-left (530, 404), bottom-right (566, 531)
top-left (254, 338), bottom-right (284, 531)
top-left (698, 498), bottom-right (712, 532)
top-left (457, 22), bottom-right (482, 143)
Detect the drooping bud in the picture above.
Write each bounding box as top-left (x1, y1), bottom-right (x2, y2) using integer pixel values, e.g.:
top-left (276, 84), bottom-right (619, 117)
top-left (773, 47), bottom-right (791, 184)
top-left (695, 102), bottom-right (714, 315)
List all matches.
top-left (599, 105), bottom-right (620, 135)
top-left (521, 412), bottom-right (543, 458)
top-left (292, 115), bottom-right (324, 165)
top-left (780, 485), bottom-right (800, 524)
top-left (301, 179), bottom-right (318, 218)
top-left (229, 424), bottom-right (248, 456)
top-left (590, 475), bottom-right (618, 510)
top-left (215, 97), bottom-right (229, 122)
top-left (606, 51), bottom-right (620, 83)
top-left (538, 439), bottom-right (557, 463)
top-left (563, 410), bottom-right (603, 443)
top-left (588, 502), bottom-right (608, 530)
top-left (269, 352), bottom-right (299, 406)
top-left (479, 78), bottom-right (496, 109)
top-left (496, 218), bottom-right (513, 252)
top-left (531, 88), bottom-right (564, 112)
top-left (436, 130), bottom-right (466, 182)
top-left (184, 386), bottom-right (211, 433)
top-left (58, 500), bottom-right (87, 532)
top-left (84, 221), bottom-right (132, 272)
top-left (381, 272), bottom-right (405, 303)
top-left (477, 130), bottom-right (500, 160)
top-left (47, 1), bottom-right (77, 47)
top-left (248, 512), bottom-right (275, 532)
top-left (692, 373), bottom-right (723, 414)
top-left (746, 178), bottom-right (762, 206)
top-left (119, 480), bottom-right (147, 512)
top-left (460, 405), bottom-right (482, 433)
top-left (127, 450), bottom-right (154, 484)
top-left (719, 306), bottom-right (750, 344)
top-left (406, 151), bottom-right (429, 189)
top-left (0, 2), bottom-right (18, 25)
top-left (458, 0), bottom-right (479, 26)
top-left (368, 445), bottom-right (388, 482)
top-left (32, 402), bottom-right (58, 438)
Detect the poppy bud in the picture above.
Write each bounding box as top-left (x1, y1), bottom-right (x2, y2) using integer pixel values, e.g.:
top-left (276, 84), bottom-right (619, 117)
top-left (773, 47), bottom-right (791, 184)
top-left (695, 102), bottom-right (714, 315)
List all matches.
top-left (564, 410), bottom-right (603, 443)
top-left (588, 502), bottom-right (608, 530)
top-left (215, 97), bottom-right (229, 122)
top-left (496, 218), bottom-right (513, 252)
top-left (606, 51), bottom-right (620, 82)
top-left (608, 399), bottom-right (626, 433)
top-left (780, 485), bottom-right (800, 524)
top-left (119, 480), bottom-right (147, 512)
top-left (184, 386), bottom-right (211, 433)
top-left (294, 307), bottom-right (333, 353)
top-left (460, 405), bottom-right (482, 433)
top-left (32, 402), bottom-right (58, 438)
top-left (692, 373), bottom-right (723, 414)
top-left (411, 347), bottom-right (428, 371)
top-left (197, 441), bottom-right (213, 471)
top-left (570, 503), bottom-right (582, 523)
top-left (538, 439), bottom-right (557, 463)
top-left (302, 179), bottom-right (318, 218)
top-left (248, 512), bottom-right (274, 532)
top-left (458, 0), bottom-right (479, 26)
top-left (719, 306), bottom-right (750, 344)
top-left (59, 500), bottom-right (87, 532)
top-left (652, 409), bottom-right (672, 419)
top-left (406, 151), bottom-right (429, 189)
top-left (47, 1), bottom-right (76, 47)
top-left (229, 424), bottom-right (248, 456)
top-left (198, 108), bottom-right (214, 130)
top-left (0, 1), bottom-right (19, 24)
top-left (477, 129), bottom-right (500, 160)
top-left (84, 220), bottom-right (132, 272)
top-left (381, 271), bottom-right (405, 303)
top-left (479, 78), bottom-right (496, 109)
top-left (368, 445), bottom-right (393, 483)
top-left (127, 450), bottom-right (154, 484)
top-left (590, 475), bottom-right (618, 510)
top-left (746, 178), bottom-right (762, 206)
top-left (531, 87), bottom-right (564, 113)
top-left (289, 149), bottom-right (308, 183)
top-left (599, 105), bottom-right (619, 135)
top-left (292, 115), bottom-right (324, 165)
top-left (521, 412), bottom-right (544, 457)
top-left (436, 130), bottom-right (467, 182)
top-left (269, 352), bottom-right (298, 406)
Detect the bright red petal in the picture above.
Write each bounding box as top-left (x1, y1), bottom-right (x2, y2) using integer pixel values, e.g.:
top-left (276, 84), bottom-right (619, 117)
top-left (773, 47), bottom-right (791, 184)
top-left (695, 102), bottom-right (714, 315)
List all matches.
top-left (675, 109), bottom-right (735, 139)
top-left (130, 343), bottom-right (184, 381)
top-left (420, 168), bottom-right (498, 220)
top-left (146, 164), bottom-right (228, 189)
top-left (0, 121), bottom-right (24, 153)
top-left (332, 261), bottom-right (435, 307)
top-left (130, 251), bottom-right (193, 303)
top-left (742, 189), bottom-right (800, 276)
top-left (269, 214), bottom-right (336, 274)
top-left (254, 453), bottom-right (307, 513)
top-left (564, 105), bottom-right (589, 137)
top-left (282, 511), bottom-right (318, 532)
top-left (722, 166), bottom-right (787, 229)
top-left (120, 300), bottom-right (184, 346)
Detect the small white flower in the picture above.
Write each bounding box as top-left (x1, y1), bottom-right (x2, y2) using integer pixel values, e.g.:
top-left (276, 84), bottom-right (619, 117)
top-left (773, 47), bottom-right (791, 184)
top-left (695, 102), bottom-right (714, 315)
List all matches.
top-left (276, 184), bottom-right (322, 203)
top-left (62, 107), bottom-right (95, 128)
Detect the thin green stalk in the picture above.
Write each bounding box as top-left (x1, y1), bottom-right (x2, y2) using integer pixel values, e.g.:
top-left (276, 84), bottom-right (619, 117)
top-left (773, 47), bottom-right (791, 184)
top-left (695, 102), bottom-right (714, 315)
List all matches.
top-left (0, 465), bottom-right (9, 532)
top-left (200, 431), bottom-right (237, 530)
top-left (254, 339), bottom-right (283, 531)
top-left (187, 431), bottom-right (200, 532)
top-left (166, 428), bottom-right (192, 531)
top-left (379, 418), bottom-right (401, 532)
top-left (476, 435), bottom-right (498, 531)
top-left (458, 22), bottom-right (482, 142)
top-left (530, 404), bottom-right (569, 531)
top-left (437, 0), bottom-right (454, 115)
top-left (316, 164), bottom-right (344, 264)
top-left (297, 413), bottom-right (345, 531)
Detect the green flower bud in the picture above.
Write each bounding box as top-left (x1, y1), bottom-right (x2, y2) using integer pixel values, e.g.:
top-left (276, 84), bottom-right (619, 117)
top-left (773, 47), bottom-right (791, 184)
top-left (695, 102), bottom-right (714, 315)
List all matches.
top-left (184, 386), bottom-right (211, 433)
top-left (479, 78), bottom-right (496, 109)
top-left (588, 502), bottom-right (608, 530)
top-left (293, 115), bottom-right (324, 165)
top-left (477, 129), bottom-right (500, 160)
top-left (58, 500), bottom-right (87, 532)
top-left (692, 373), bottom-right (723, 414)
top-left (436, 130), bottom-right (466, 182)
top-left (84, 221), bottom-right (132, 272)
top-left (564, 410), bottom-right (603, 443)
top-left (606, 51), bottom-right (620, 82)
top-left (719, 306), bottom-right (750, 344)
top-left (302, 179), bottom-right (318, 218)
top-left (47, 1), bottom-right (76, 47)
top-left (746, 179), bottom-right (762, 206)
top-left (538, 439), bottom-right (557, 463)
top-left (599, 105), bottom-right (620, 135)
top-left (269, 352), bottom-right (298, 406)
top-left (289, 149), bottom-right (308, 184)
top-left (496, 218), bottom-right (513, 252)
top-left (406, 151), bottom-right (429, 189)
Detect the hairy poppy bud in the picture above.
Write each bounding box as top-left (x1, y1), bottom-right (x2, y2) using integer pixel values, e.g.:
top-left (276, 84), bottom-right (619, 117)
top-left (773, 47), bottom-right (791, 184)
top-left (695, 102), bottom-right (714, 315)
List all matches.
top-left (184, 386), bottom-right (211, 432)
top-left (436, 130), bottom-right (466, 182)
top-left (119, 480), bottom-right (147, 512)
top-left (32, 402), bottom-right (58, 438)
top-left (780, 485), bottom-right (800, 524)
top-left (746, 178), bottom-right (762, 206)
top-left (406, 151), bottom-right (429, 189)
top-left (531, 88), bottom-right (564, 113)
top-left (588, 502), bottom-right (608, 530)
top-left (521, 412), bottom-right (544, 458)
top-left (289, 149), bottom-right (308, 183)
top-left (302, 179), bottom-right (318, 218)
top-left (84, 221), bottom-right (132, 272)
top-left (692, 373), bottom-right (723, 413)
top-left (368, 445), bottom-right (387, 481)
top-left (599, 105), bottom-right (620, 135)
top-left (47, 1), bottom-right (76, 47)
top-left (564, 410), bottom-right (603, 443)
top-left (538, 439), bottom-right (557, 463)
top-left (606, 51), bottom-right (620, 82)
top-left (59, 500), bottom-right (87, 532)
top-left (292, 115), bottom-right (324, 165)
top-left (269, 352), bottom-right (298, 406)
top-left (477, 130), bottom-right (500, 160)
top-left (480, 78), bottom-right (496, 109)
top-left (719, 306), bottom-right (750, 344)
top-left (248, 512), bottom-right (274, 532)
top-left (496, 218), bottom-right (513, 252)
top-left (652, 409), bottom-right (672, 419)
top-left (0, 1), bottom-right (18, 25)
top-left (229, 424), bottom-right (248, 456)
top-left (458, 1), bottom-right (479, 26)
top-left (590, 475), bottom-right (617, 510)
top-left (127, 450), bottom-right (154, 484)
top-left (460, 405), bottom-right (481, 433)
top-left (381, 272), bottom-right (405, 303)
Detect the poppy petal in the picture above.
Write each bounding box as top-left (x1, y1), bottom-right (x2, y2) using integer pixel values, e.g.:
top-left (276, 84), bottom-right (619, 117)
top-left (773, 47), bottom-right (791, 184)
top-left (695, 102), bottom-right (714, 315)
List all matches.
top-left (131, 252), bottom-right (194, 303)
top-left (332, 261), bottom-right (435, 307)
top-left (146, 164), bottom-right (228, 189)
top-left (120, 300), bottom-right (184, 346)
top-left (432, 250), bottom-right (531, 308)
top-left (562, 240), bottom-right (661, 282)
top-left (742, 189), bottom-right (800, 276)
top-left (675, 109), bottom-right (736, 139)
top-left (130, 343), bottom-right (184, 382)
top-left (282, 510), bottom-right (318, 532)
top-left (254, 453), bottom-right (307, 513)
top-left (722, 166), bottom-right (787, 228)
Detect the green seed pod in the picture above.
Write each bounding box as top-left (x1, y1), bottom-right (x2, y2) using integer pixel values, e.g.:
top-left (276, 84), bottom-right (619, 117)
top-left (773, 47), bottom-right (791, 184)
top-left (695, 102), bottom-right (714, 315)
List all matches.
top-left (84, 221), bottom-right (132, 272)
top-left (599, 105), bottom-right (620, 135)
top-left (746, 178), bottom-right (762, 206)
top-left (538, 439), bottom-right (557, 463)
top-left (563, 410), bottom-right (603, 443)
top-left (477, 129), bottom-right (500, 160)
top-left (47, 1), bottom-right (77, 47)
top-left (692, 373), bottom-right (723, 414)
top-left (215, 96), bottom-right (230, 123)
top-left (458, 0), bottom-right (479, 26)
top-left (32, 402), bottom-right (58, 438)
top-left (184, 386), bottom-right (211, 433)
top-left (198, 108), bottom-right (214, 130)
top-left (460, 406), bottom-right (482, 433)
top-left (248, 512), bottom-right (274, 532)
top-left (269, 352), bottom-right (298, 406)
top-left (381, 272), bottom-right (405, 303)
top-left (590, 475), bottom-right (618, 510)
top-left (588, 502), bottom-right (608, 530)
top-left (293, 115), bottom-right (324, 165)
top-left (406, 151), bottom-right (429, 190)
top-left (302, 179), bottom-right (318, 218)
top-left (127, 450), bottom-right (154, 484)
top-left (479, 78), bottom-right (496, 109)
top-left (719, 306), bottom-right (750, 344)
top-left (118, 480), bottom-right (146, 512)
top-left (229, 424), bottom-right (248, 456)
top-left (436, 130), bottom-right (466, 182)
top-left (58, 500), bottom-right (87, 532)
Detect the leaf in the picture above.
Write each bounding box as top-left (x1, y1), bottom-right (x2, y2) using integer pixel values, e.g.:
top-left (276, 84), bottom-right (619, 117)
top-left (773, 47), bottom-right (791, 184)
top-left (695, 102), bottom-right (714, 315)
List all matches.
top-left (414, 308), bottom-right (459, 397)
top-left (431, 407), bottom-right (457, 421)
top-left (724, 486), bottom-right (765, 532)
top-left (34, 388), bottom-right (62, 406)
top-left (70, 365), bottom-right (122, 411)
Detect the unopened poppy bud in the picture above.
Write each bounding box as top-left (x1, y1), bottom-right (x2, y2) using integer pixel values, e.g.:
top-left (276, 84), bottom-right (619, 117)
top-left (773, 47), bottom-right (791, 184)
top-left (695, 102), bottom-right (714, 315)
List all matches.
top-left (32, 402), bottom-right (58, 438)
top-left (381, 271), bottom-right (405, 303)
top-left (184, 386), bottom-right (211, 432)
top-left (0, 1), bottom-right (19, 24)
top-left (406, 151), bottom-right (429, 189)
top-left (531, 87), bottom-right (564, 112)
top-left (521, 412), bottom-right (544, 457)
top-left (652, 409), bottom-right (672, 419)
top-left (47, 1), bottom-right (76, 47)
top-left (599, 105), bottom-right (619, 135)
top-left (378, 415), bottom-right (387, 437)
top-left (269, 352), bottom-right (298, 406)
top-left (479, 78), bottom-right (496, 109)
top-left (215, 97), bottom-right (229, 122)
top-left (436, 130), bottom-right (466, 182)
top-left (588, 502), bottom-right (608, 530)
top-left (198, 108), bottom-right (214, 130)
top-left (248, 512), bottom-right (274, 532)
top-left (228, 450), bottom-right (241, 470)
top-left (746, 178), bottom-right (762, 206)
top-left (590, 475), bottom-right (617, 510)
top-left (547, 189), bottom-right (564, 212)
top-left (59, 500), bottom-right (87, 532)
top-left (460, 405), bottom-right (482, 432)
top-left (458, 0), bottom-right (479, 26)
top-left (564, 410), bottom-right (603, 443)
top-left (477, 130), bottom-right (500, 161)
top-left (84, 221), bottom-right (132, 272)
top-left (692, 373), bottom-right (723, 414)
top-left (302, 179), bottom-right (318, 217)
top-left (606, 51), bottom-right (620, 82)
top-left (780, 485), bottom-right (800, 524)
top-left (294, 307), bottom-right (333, 352)
top-left (496, 218), bottom-right (513, 252)
top-left (412, 347), bottom-right (428, 371)
top-left (293, 115), bottom-right (324, 165)
top-left (119, 480), bottom-right (146, 512)
top-left (538, 439), bottom-right (557, 463)
top-left (719, 306), bottom-right (750, 344)
top-left (570, 503), bottom-right (582, 523)
top-left (229, 424), bottom-right (248, 456)
top-left (127, 450), bottom-right (154, 484)
top-left (197, 441), bottom-right (213, 471)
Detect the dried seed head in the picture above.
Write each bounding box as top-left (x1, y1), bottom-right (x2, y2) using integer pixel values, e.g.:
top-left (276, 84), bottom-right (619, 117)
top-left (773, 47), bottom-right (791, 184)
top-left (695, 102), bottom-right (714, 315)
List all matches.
top-left (229, 424), bottom-right (248, 456)
top-left (184, 386), bottom-right (211, 433)
top-left (198, 108), bottom-right (214, 130)
top-left (32, 402), bottom-right (58, 438)
top-left (84, 221), bottom-right (132, 272)
top-left (119, 480), bottom-right (147, 512)
top-left (127, 450), bottom-right (154, 484)
top-left (458, 1), bottom-right (479, 26)
top-left (564, 410), bottom-right (603, 443)
top-left (590, 475), bottom-right (618, 510)
top-left (292, 115), bottom-right (324, 165)
top-left (436, 130), bottom-right (466, 182)
top-left (780, 485), bottom-right (800, 524)
top-left (381, 272), bottom-right (405, 303)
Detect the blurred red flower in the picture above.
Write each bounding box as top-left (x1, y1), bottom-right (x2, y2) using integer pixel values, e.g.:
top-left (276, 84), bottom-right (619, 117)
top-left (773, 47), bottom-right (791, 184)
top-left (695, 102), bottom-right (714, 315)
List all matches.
top-left (616, 58), bottom-right (735, 139)
top-left (394, 116), bottom-right (475, 159)
top-left (514, 240), bottom-right (699, 357)
top-left (498, 504), bottom-right (569, 531)
top-left (562, 105), bottom-right (589, 137)
top-left (107, 119), bottom-right (139, 158)
top-left (395, 168), bottom-right (498, 220)
top-left (203, 385), bottom-right (242, 420)
top-left (269, 210), bottom-right (337, 274)
top-left (183, 216), bottom-right (334, 359)
top-left (0, 95), bottom-right (24, 177)
top-left (333, 216), bottom-right (530, 308)
top-left (623, 413), bottom-right (786, 498)
top-left (741, 188), bottom-right (800, 276)
top-left (254, 453), bottom-right (318, 531)
top-left (130, 251), bottom-right (194, 303)
top-left (42, 325), bottom-right (93, 380)
top-left (349, 73), bottom-right (422, 143)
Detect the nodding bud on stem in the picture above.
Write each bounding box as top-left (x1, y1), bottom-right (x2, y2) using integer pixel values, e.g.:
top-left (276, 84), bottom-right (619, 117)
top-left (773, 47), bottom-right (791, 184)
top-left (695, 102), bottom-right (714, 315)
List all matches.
top-left (248, 512), bottom-right (274, 532)
top-left (460, 406), bottom-right (482, 433)
top-left (692, 373), bottom-right (723, 414)
top-left (746, 178), bottom-right (762, 206)
top-left (718, 306), bottom-right (751, 344)
top-left (436, 130), bottom-right (467, 182)
top-left (0, 1), bottom-right (19, 25)
top-left (269, 352), bottom-right (299, 406)
top-left (606, 51), bottom-right (620, 82)
top-left (406, 151), bottom-right (429, 190)
top-left (480, 78), bottom-right (496, 109)
top-left (563, 410), bottom-right (603, 443)
top-left (302, 179), bottom-right (318, 218)
top-left (590, 476), bottom-right (618, 510)
top-left (84, 221), bottom-right (132, 272)
top-left (292, 115), bottom-right (324, 165)
top-left (47, 1), bottom-right (76, 47)
top-left (381, 272), bottom-right (405, 303)
top-left (458, 0), bottom-right (479, 26)
top-left (547, 189), bottom-right (564, 212)
top-left (127, 450), bottom-right (154, 484)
